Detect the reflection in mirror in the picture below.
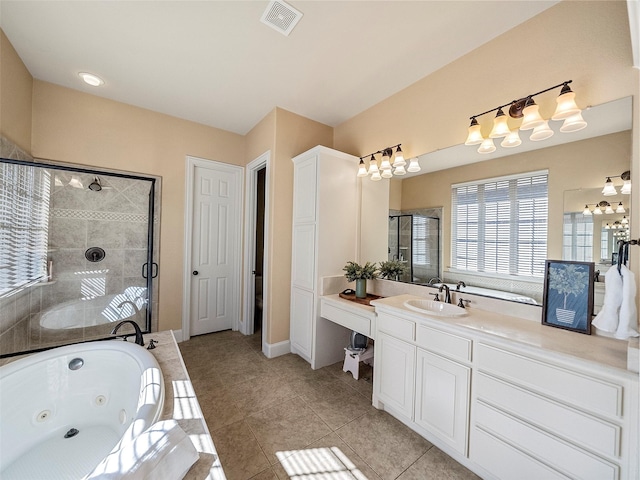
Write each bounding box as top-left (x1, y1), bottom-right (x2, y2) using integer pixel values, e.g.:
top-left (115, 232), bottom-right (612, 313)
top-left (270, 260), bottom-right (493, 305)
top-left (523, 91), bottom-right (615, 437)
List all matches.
top-left (385, 96), bottom-right (632, 306)
top-left (388, 209), bottom-right (441, 284)
top-left (0, 159), bottom-right (157, 357)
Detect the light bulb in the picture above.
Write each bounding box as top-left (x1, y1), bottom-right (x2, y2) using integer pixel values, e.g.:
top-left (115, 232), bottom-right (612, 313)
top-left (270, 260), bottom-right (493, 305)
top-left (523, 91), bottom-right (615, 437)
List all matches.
top-left (371, 171), bottom-right (382, 181)
top-left (380, 150), bottom-right (392, 170)
top-left (367, 155), bottom-right (379, 175)
top-left (465, 118), bottom-right (484, 145)
top-left (501, 130), bottom-right (522, 148)
top-left (602, 177), bottom-right (617, 196)
top-left (529, 120), bottom-right (554, 141)
top-left (357, 159), bottom-right (368, 177)
top-left (560, 111), bottom-right (587, 132)
top-left (477, 138), bottom-right (496, 154)
top-left (582, 205), bottom-right (592, 216)
top-left (407, 157), bottom-right (421, 173)
top-left (621, 179), bottom-right (631, 194)
top-left (393, 146), bottom-right (406, 167)
top-left (593, 205), bottom-right (602, 214)
top-left (616, 202), bottom-right (625, 214)
top-left (622, 216), bottom-right (629, 225)
top-left (552, 85), bottom-right (581, 120)
top-left (381, 169), bottom-right (393, 179)
top-left (393, 165), bottom-right (406, 176)
top-left (489, 108), bottom-right (511, 138)
top-left (605, 203), bottom-right (614, 214)
top-left (520, 99), bottom-right (545, 130)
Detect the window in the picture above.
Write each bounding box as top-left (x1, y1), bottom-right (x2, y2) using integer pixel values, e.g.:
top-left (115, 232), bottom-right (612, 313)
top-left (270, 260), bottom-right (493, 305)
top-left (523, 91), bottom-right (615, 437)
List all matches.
top-left (451, 170), bottom-right (548, 278)
top-left (563, 212), bottom-right (593, 262)
top-left (0, 162), bottom-right (51, 297)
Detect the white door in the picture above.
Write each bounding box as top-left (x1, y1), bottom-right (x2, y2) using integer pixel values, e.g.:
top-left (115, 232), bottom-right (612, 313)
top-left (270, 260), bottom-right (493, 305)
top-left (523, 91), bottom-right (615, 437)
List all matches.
top-left (188, 158), bottom-right (243, 336)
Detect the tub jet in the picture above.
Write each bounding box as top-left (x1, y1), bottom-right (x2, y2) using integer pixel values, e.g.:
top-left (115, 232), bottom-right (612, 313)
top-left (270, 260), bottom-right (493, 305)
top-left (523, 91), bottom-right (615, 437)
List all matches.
top-left (64, 428), bottom-right (79, 439)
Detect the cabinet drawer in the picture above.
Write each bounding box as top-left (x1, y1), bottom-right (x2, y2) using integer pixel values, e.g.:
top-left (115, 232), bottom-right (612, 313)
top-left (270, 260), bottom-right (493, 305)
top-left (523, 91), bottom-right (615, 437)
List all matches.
top-left (470, 427), bottom-right (570, 480)
top-left (476, 343), bottom-right (622, 418)
top-left (320, 301), bottom-right (372, 338)
top-left (377, 312), bottom-right (415, 342)
top-left (474, 401), bottom-right (619, 480)
top-left (416, 325), bottom-right (471, 363)
top-left (476, 372), bottom-right (620, 457)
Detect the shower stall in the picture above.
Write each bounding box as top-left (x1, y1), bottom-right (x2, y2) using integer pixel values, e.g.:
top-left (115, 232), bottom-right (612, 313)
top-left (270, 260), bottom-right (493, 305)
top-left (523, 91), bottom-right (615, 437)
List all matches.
top-left (0, 158), bottom-right (158, 357)
top-left (388, 213), bottom-right (440, 284)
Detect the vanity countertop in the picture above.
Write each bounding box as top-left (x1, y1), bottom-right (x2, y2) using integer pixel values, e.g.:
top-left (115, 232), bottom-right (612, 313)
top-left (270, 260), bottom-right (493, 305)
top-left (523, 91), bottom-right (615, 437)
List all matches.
top-left (321, 293), bottom-right (376, 315)
top-left (372, 294), bottom-right (637, 377)
top-left (147, 330), bottom-right (226, 480)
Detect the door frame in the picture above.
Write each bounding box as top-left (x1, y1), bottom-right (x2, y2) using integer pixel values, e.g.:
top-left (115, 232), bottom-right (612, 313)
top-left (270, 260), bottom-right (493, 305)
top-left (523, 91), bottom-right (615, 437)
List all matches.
top-left (241, 151), bottom-right (271, 349)
top-left (182, 155), bottom-right (244, 341)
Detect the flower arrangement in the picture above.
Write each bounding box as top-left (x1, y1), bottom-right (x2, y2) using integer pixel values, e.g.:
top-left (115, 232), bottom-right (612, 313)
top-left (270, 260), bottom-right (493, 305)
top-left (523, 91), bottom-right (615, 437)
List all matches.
top-left (378, 259), bottom-right (408, 280)
top-left (342, 261), bottom-right (378, 282)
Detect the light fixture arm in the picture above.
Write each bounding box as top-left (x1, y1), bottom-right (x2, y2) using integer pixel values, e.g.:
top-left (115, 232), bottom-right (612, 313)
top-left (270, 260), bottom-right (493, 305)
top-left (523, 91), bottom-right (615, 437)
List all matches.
top-left (359, 143), bottom-right (402, 162)
top-left (468, 80), bottom-right (573, 121)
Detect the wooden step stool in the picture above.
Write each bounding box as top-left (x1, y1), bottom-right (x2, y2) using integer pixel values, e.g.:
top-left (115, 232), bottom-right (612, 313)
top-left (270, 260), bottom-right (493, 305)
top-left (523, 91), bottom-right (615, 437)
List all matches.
top-left (343, 346), bottom-right (374, 380)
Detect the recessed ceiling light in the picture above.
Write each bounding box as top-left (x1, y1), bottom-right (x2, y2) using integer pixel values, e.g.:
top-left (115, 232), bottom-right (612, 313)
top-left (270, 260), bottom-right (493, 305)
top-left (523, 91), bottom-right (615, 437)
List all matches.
top-left (78, 72), bottom-right (104, 87)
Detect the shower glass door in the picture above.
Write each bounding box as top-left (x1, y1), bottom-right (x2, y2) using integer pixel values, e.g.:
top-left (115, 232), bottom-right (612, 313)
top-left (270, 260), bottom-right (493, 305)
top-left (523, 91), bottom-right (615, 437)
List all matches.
top-left (0, 158), bottom-right (157, 357)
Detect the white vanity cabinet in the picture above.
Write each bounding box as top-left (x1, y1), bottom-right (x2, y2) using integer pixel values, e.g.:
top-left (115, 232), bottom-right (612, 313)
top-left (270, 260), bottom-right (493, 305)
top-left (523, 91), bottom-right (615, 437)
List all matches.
top-left (371, 295), bottom-right (639, 480)
top-left (470, 342), bottom-right (638, 480)
top-left (290, 146), bottom-right (359, 369)
top-left (373, 311), bottom-right (472, 456)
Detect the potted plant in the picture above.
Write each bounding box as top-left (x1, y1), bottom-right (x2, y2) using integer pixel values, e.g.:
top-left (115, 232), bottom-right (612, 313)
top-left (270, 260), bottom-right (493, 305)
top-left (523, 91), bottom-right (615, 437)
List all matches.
top-left (343, 261), bottom-right (378, 298)
top-left (378, 259), bottom-right (408, 281)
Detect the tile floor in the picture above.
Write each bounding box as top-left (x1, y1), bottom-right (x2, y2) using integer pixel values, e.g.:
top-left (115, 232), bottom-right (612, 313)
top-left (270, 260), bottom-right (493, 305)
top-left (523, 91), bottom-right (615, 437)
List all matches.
top-left (179, 330), bottom-right (481, 480)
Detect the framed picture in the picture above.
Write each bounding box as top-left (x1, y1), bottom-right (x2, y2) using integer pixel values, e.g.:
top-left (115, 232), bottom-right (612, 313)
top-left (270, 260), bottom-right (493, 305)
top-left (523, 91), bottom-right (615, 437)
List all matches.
top-left (542, 260), bottom-right (594, 334)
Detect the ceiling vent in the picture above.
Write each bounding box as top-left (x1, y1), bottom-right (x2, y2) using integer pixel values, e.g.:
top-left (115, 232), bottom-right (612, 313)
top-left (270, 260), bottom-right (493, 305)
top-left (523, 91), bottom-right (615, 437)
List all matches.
top-left (260, 0), bottom-right (303, 36)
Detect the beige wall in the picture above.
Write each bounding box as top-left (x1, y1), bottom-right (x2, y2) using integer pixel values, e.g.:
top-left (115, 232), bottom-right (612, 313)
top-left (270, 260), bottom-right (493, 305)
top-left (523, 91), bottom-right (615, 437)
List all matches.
top-left (401, 131), bottom-right (631, 267)
top-left (31, 80), bottom-right (245, 332)
top-left (0, 30), bottom-right (32, 152)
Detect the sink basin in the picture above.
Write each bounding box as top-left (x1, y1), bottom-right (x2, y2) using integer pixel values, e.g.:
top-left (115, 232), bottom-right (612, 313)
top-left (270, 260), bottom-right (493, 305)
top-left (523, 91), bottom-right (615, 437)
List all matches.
top-left (403, 299), bottom-right (467, 317)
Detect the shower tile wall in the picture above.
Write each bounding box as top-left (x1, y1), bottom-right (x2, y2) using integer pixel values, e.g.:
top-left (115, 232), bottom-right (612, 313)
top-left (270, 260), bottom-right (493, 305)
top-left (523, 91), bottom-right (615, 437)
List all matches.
top-left (46, 173), bottom-right (150, 311)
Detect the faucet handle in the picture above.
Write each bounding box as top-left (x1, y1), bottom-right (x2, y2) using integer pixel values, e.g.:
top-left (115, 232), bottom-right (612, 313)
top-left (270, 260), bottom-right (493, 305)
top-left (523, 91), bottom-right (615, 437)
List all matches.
top-left (457, 298), bottom-right (471, 308)
top-left (429, 292), bottom-right (440, 302)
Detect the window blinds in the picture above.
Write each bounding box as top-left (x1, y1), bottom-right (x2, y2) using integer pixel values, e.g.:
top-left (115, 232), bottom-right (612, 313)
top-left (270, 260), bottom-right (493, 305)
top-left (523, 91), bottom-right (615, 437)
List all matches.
top-left (451, 171), bottom-right (548, 278)
top-left (0, 162), bottom-right (51, 297)
top-left (563, 212), bottom-right (593, 262)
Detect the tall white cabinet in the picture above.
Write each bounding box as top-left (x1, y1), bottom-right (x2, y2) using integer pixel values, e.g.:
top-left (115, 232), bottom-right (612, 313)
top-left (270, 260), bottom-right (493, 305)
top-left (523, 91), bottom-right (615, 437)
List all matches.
top-left (290, 146), bottom-right (359, 369)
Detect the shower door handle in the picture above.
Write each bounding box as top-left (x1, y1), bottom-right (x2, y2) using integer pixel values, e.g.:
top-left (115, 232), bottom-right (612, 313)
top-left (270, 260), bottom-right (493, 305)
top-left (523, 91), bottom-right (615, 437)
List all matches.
top-left (142, 262), bottom-right (159, 279)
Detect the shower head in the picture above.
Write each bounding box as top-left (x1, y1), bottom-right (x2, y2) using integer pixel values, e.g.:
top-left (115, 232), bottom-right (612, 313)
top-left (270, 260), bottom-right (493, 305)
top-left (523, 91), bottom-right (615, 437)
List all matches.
top-left (88, 177), bottom-right (102, 191)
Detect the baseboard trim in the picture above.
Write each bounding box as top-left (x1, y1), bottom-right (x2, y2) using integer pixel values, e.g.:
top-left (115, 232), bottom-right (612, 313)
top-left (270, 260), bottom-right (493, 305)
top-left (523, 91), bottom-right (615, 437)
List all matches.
top-left (263, 339), bottom-right (290, 358)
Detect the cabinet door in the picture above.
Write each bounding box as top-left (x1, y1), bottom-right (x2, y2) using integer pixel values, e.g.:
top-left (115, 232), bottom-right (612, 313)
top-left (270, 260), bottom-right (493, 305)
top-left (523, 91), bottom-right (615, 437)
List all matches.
top-left (291, 224), bottom-right (316, 290)
top-left (290, 287), bottom-right (314, 361)
top-left (292, 155), bottom-right (317, 224)
top-left (374, 332), bottom-right (415, 420)
top-left (415, 349), bottom-right (470, 455)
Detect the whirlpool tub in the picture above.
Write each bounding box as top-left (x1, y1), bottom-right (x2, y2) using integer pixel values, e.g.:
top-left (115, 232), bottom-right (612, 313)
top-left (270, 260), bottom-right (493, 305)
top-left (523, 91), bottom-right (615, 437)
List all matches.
top-left (0, 340), bottom-right (164, 479)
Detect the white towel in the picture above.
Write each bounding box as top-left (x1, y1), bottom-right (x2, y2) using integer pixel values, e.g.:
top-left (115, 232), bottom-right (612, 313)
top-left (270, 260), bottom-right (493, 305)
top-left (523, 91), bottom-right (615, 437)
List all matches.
top-left (592, 267), bottom-right (624, 333)
top-left (84, 420), bottom-right (199, 480)
top-left (616, 265), bottom-right (639, 339)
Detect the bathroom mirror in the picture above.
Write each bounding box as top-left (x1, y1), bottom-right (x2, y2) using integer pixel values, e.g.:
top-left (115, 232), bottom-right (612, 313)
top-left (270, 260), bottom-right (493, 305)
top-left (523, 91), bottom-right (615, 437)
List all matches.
top-left (0, 158), bottom-right (158, 358)
top-left (384, 96), bottom-right (632, 305)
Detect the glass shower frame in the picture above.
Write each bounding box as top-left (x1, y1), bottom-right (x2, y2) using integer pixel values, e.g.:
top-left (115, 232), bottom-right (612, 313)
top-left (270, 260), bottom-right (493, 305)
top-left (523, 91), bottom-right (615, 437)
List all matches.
top-left (0, 158), bottom-right (157, 358)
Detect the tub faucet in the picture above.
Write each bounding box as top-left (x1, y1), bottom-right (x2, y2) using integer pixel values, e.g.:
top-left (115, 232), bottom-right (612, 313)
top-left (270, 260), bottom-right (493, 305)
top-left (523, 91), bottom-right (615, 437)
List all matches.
top-left (428, 277), bottom-right (441, 285)
top-left (438, 284), bottom-right (451, 304)
top-left (117, 300), bottom-right (140, 316)
top-left (111, 320), bottom-right (145, 346)
top-left (456, 281), bottom-right (466, 291)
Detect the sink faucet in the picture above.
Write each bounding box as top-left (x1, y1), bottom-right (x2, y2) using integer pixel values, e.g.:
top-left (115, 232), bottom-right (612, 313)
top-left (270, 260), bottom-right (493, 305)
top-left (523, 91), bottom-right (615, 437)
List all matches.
top-left (111, 320), bottom-right (145, 346)
top-left (438, 284), bottom-right (451, 304)
top-left (456, 281), bottom-right (466, 291)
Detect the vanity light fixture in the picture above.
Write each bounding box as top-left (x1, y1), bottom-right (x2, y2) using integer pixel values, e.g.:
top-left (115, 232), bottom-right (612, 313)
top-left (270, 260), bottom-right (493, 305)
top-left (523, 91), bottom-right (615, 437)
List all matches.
top-left (616, 202), bottom-right (625, 214)
top-left (602, 170), bottom-right (632, 196)
top-left (78, 72), bottom-right (104, 87)
top-left (622, 216), bottom-right (629, 225)
top-left (358, 145), bottom-right (417, 180)
top-left (465, 80), bottom-right (587, 154)
top-left (582, 204), bottom-right (592, 216)
top-left (604, 203), bottom-right (615, 215)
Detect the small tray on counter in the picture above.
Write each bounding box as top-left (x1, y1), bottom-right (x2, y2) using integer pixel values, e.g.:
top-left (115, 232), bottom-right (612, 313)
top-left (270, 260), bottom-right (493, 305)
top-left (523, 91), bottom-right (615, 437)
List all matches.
top-left (338, 290), bottom-right (383, 306)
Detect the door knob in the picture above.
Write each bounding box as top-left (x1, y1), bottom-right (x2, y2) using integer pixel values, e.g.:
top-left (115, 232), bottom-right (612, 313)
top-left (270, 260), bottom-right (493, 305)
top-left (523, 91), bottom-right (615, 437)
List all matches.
top-left (193, 271), bottom-right (199, 275)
